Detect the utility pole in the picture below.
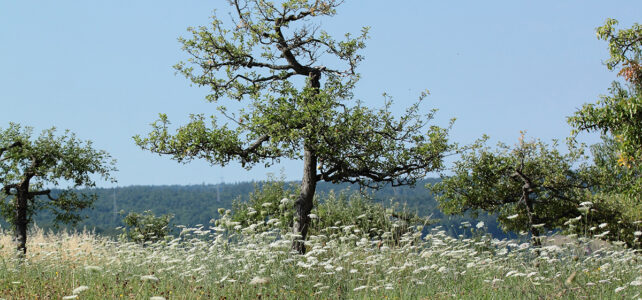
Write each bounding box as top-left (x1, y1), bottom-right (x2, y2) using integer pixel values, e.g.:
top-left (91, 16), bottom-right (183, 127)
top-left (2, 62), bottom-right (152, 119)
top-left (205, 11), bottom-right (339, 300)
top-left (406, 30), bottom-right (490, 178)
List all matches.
top-left (216, 176), bottom-right (223, 203)
top-left (112, 186), bottom-right (117, 223)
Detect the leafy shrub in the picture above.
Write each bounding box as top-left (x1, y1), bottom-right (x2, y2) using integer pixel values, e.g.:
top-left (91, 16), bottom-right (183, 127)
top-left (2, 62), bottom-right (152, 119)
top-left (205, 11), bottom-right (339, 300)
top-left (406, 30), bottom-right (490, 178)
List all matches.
top-left (120, 210), bottom-right (173, 244)
top-left (228, 178), bottom-right (433, 245)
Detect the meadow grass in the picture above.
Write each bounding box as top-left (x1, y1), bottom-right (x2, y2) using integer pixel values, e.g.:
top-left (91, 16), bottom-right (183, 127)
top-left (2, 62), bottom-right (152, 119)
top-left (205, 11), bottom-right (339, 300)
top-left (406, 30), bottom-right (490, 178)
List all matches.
top-left (0, 223), bottom-right (640, 299)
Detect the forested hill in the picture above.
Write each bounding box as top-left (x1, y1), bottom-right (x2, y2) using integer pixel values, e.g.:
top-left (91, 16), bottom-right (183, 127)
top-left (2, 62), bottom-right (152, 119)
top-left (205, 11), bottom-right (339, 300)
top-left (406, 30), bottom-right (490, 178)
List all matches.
top-left (25, 179), bottom-right (512, 239)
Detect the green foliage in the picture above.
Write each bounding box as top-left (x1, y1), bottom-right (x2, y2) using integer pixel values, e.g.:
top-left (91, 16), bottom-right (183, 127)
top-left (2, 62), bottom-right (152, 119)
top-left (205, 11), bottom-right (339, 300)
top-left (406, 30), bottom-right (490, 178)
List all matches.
top-left (430, 134), bottom-right (597, 243)
top-left (120, 210), bottom-right (174, 244)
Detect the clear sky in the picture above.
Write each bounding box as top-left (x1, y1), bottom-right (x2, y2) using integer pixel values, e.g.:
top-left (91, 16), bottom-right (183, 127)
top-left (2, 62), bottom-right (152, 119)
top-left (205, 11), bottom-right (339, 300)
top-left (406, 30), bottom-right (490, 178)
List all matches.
top-left (1, 1), bottom-right (641, 187)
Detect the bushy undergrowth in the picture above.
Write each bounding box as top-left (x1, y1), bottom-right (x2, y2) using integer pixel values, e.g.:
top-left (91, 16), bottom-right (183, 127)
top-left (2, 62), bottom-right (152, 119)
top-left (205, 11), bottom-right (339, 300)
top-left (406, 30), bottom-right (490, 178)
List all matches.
top-left (0, 220), bottom-right (640, 299)
top-left (120, 210), bottom-right (174, 244)
top-left (229, 179), bottom-right (431, 245)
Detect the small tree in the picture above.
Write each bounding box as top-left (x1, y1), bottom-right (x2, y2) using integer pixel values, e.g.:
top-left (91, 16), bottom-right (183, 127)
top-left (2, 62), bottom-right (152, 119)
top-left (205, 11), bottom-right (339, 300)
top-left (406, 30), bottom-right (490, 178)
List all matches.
top-left (0, 123), bottom-right (116, 254)
top-left (121, 210), bottom-right (174, 244)
top-left (429, 134), bottom-right (596, 246)
top-left (135, 0), bottom-right (451, 253)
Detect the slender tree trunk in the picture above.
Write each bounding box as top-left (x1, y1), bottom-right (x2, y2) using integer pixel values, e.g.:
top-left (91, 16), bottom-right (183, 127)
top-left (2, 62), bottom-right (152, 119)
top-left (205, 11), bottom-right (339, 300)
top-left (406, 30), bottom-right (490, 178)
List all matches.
top-left (292, 147), bottom-right (317, 254)
top-left (513, 170), bottom-right (542, 248)
top-left (15, 187), bottom-right (28, 255)
top-left (522, 189), bottom-right (542, 248)
top-left (291, 70), bottom-right (321, 254)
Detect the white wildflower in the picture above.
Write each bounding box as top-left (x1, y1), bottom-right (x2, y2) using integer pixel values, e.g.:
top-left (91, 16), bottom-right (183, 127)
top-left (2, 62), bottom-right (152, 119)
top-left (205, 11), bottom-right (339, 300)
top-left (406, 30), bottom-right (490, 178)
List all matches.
top-left (594, 231), bottom-right (610, 238)
top-left (308, 214), bottom-right (318, 219)
top-left (579, 201), bottom-right (593, 207)
top-left (507, 214), bottom-right (519, 220)
top-left (261, 202), bottom-right (273, 207)
top-left (532, 223), bottom-right (545, 229)
top-left (615, 286), bottom-right (626, 293)
top-left (72, 286), bottom-right (89, 295)
top-left (634, 231), bottom-right (642, 237)
top-left (266, 218), bottom-right (279, 225)
top-left (150, 297), bottom-right (167, 300)
top-left (353, 285), bottom-right (368, 291)
top-left (141, 275), bottom-right (159, 282)
top-left (598, 223), bottom-right (608, 228)
top-left (249, 276), bottom-right (270, 285)
top-left (62, 296), bottom-right (77, 300)
top-left (280, 198), bottom-right (290, 205)
top-left (476, 221), bottom-right (485, 229)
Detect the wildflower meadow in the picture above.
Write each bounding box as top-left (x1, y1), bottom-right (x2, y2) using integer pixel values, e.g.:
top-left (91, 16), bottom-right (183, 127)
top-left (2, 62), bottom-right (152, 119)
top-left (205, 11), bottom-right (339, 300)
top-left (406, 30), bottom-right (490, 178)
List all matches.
top-left (0, 215), bottom-right (640, 299)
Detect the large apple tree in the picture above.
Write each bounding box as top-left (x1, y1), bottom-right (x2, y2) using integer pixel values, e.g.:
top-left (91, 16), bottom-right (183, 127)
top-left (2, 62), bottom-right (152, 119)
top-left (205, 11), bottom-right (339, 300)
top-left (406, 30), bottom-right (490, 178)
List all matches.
top-left (134, 0), bottom-right (451, 253)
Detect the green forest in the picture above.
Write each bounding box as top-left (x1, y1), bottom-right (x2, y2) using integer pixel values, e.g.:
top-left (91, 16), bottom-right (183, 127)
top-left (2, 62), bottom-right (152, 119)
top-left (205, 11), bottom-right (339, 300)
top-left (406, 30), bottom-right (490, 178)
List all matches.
top-left (21, 178), bottom-right (510, 240)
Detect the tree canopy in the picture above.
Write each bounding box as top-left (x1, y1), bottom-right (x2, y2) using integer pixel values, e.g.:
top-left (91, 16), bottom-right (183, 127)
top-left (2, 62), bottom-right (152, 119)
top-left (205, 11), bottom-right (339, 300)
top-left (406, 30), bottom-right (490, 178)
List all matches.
top-left (0, 123), bottom-right (116, 253)
top-left (135, 0), bottom-right (452, 253)
top-left (429, 135), bottom-right (598, 245)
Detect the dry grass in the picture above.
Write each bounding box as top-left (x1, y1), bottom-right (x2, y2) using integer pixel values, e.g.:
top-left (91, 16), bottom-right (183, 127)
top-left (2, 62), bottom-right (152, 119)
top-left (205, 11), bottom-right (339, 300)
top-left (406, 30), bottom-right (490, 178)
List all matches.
top-left (0, 226), bottom-right (110, 265)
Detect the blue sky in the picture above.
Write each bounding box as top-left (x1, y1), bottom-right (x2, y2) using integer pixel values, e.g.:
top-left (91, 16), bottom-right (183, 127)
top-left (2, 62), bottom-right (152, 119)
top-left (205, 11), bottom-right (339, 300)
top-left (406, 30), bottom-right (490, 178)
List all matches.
top-left (1, 1), bottom-right (641, 187)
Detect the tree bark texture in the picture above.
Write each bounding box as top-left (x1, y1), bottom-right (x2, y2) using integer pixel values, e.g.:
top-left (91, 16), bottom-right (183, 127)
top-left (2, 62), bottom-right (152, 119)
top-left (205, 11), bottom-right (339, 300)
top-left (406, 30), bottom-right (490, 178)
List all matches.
top-left (15, 183), bottom-right (28, 255)
top-left (291, 70), bottom-right (321, 254)
top-left (292, 147), bottom-right (318, 254)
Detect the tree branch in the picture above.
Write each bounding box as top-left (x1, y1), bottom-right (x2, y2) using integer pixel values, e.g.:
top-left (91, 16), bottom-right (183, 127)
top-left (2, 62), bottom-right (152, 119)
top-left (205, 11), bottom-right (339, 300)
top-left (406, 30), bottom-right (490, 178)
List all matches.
top-left (0, 141), bottom-right (22, 160)
top-left (28, 189), bottom-right (56, 201)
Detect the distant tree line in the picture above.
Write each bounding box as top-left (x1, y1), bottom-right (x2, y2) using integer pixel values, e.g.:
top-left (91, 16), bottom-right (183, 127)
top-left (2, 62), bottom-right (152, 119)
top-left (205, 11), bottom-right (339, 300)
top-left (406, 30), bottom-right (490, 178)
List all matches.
top-left (3, 178), bottom-right (513, 241)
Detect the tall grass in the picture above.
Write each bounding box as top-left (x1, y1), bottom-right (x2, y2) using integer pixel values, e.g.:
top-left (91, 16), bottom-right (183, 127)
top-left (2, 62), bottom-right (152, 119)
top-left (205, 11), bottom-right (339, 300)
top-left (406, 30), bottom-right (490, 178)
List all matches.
top-left (0, 220), bottom-right (640, 299)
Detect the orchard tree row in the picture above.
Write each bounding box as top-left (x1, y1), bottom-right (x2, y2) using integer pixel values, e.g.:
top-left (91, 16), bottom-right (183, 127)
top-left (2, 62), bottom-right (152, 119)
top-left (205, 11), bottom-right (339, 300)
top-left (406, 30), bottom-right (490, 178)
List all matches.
top-left (2, 1), bottom-right (641, 254)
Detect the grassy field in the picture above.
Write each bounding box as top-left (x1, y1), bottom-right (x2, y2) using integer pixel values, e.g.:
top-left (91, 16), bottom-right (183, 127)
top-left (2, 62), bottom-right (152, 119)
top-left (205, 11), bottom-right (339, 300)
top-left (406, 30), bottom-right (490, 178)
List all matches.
top-left (0, 222), bottom-right (640, 299)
